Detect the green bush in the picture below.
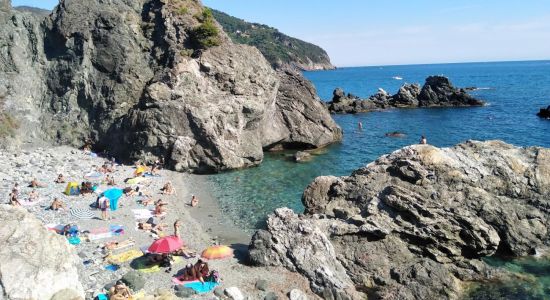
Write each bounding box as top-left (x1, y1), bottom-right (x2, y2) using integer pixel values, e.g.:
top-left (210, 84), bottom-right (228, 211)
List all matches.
top-left (190, 19), bottom-right (221, 49)
top-left (177, 6), bottom-right (188, 15)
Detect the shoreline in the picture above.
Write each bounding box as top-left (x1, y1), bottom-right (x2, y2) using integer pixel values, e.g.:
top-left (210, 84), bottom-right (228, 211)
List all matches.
top-left (0, 146), bottom-right (314, 299)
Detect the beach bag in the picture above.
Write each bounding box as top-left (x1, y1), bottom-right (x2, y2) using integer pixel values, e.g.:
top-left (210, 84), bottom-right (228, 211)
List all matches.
top-left (208, 270), bottom-right (220, 283)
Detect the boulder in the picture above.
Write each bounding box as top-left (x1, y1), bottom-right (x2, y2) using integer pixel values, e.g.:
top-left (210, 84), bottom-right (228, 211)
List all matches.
top-left (389, 83), bottom-right (421, 107)
top-left (294, 151), bottom-right (312, 162)
top-left (250, 141), bottom-right (550, 299)
top-left (175, 287), bottom-right (196, 298)
top-left (0, 205), bottom-right (85, 300)
top-left (225, 287), bottom-right (244, 300)
top-left (537, 105), bottom-right (550, 119)
top-left (418, 76), bottom-right (484, 107)
top-left (121, 271), bottom-right (146, 291)
top-left (332, 88), bottom-right (345, 103)
top-left (0, 0), bottom-right (342, 173)
top-left (289, 289), bottom-right (308, 300)
top-left (255, 279), bottom-right (270, 291)
top-left (0, 0), bottom-right (9, 12)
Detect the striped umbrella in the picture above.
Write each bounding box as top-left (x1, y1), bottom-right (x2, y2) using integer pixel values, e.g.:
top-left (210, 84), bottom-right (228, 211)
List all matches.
top-left (201, 245), bottom-right (233, 260)
top-left (70, 208), bottom-right (95, 219)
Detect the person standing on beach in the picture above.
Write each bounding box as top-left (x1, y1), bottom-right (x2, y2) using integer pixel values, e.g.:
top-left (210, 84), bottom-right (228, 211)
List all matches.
top-left (99, 196), bottom-right (110, 220)
top-left (173, 220), bottom-right (181, 238)
top-left (190, 195), bottom-right (199, 207)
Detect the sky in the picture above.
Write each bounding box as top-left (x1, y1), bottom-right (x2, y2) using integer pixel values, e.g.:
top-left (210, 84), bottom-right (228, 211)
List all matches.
top-left (11, 0), bottom-right (550, 67)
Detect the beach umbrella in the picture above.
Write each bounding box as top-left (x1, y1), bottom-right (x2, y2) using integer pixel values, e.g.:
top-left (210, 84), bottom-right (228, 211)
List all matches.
top-left (84, 172), bottom-right (103, 182)
top-left (70, 208), bottom-right (95, 219)
top-left (201, 245), bottom-right (233, 260)
top-left (148, 236), bottom-right (183, 254)
top-left (103, 188), bottom-right (123, 201)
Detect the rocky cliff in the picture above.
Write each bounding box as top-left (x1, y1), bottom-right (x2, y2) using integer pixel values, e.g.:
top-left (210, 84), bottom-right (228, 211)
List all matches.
top-left (0, 205), bottom-right (85, 300)
top-left (211, 9), bottom-right (335, 71)
top-left (0, 0), bottom-right (341, 173)
top-left (249, 141), bottom-right (550, 299)
top-left (327, 76), bottom-right (485, 114)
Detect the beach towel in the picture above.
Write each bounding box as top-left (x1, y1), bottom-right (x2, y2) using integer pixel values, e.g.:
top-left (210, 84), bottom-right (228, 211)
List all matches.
top-left (172, 277), bottom-right (199, 285)
top-left (84, 172), bottom-right (103, 182)
top-left (126, 177), bottom-right (148, 185)
top-left (131, 257), bottom-right (161, 274)
top-left (20, 200), bottom-right (39, 206)
top-left (132, 209), bottom-right (153, 219)
top-left (88, 231), bottom-right (114, 241)
top-left (89, 227), bottom-right (110, 234)
top-left (110, 225), bottom-right (125, 236)
top-left (105, 264), bottom-right (120, 271)
top-left (183, 281), bottom-right (219, 293)
top-left (106, 249), bottom-right (143, 264)
top-left (68, 236), bottom-right (81, 245)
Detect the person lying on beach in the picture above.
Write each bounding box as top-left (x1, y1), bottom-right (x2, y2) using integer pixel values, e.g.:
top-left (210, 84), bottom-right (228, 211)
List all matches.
top-left (153, 202), bottom-right (168, 216)
top-left (9, 192), bottom-right (21, 206)
top-left (109, 280), bottom-right (132, 300)
top-left (123, 186), bottom-right (146, 197)
top-left (161, 181), bottom-right (175, 195)
top-left (172, 246), bottom-right (197, 259)
top-left (54, 174), bottom-right (66, 184)
top-left (140, 196), bottom-right (155, 206)
top-left (30, 178), bottom-right (46, 188)
top-left (191, 195), bottom-right (199, 207)
top-left (28, 189), bottom-right (39, 202)
top-left (194, 259), bottom-right (210, 283)
top-left (137, 219), bottom-right (167, 233)
top-left (102, 239), bottom-right (135, 252)
top-left (50, 198), bottom-right (66, 211)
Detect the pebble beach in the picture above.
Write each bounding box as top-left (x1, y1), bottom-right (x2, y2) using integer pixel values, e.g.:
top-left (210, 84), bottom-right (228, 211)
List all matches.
top-left (0, 146), bottom-right (314, 300)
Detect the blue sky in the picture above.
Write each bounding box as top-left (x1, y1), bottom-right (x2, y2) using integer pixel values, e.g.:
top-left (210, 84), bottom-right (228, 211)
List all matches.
top-left (12, 0), bottom-right (550, 67)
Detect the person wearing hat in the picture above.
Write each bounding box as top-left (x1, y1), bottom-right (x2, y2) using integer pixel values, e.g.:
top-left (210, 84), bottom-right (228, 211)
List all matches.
top-left (109, 280), bottom-right (132, 300)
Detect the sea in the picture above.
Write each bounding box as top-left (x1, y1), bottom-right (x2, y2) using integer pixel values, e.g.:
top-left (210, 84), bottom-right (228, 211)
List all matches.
top-left (207, 60), bottom-right (550, 299)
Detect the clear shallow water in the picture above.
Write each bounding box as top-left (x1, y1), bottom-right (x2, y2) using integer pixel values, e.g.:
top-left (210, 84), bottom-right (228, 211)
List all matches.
top-left (208, 60), bottom-right (550, 231)
top-left (207, 60), bottom-right (550, 298)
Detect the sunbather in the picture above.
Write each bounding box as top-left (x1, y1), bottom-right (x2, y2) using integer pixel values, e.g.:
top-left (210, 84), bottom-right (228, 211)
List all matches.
top-left (180, 263), bottom-right (197, 281)
top-left (153, 202), bottom-right (167, 216)
top-left (173, 220), bottom-right (181, 238)
top-left (54, 174), bottom-right (66, 184)
top-left (50, 198), bottom-right (66, 211)
top-left (194, 259), bottom-right (210, 283)
top-left (140, 196), bottom-right (155, 206)
top-left (161, 181), bottom-right (175, 195)
top-left (80, 182), bottom-right (94, 194)
top-left (106, 175), bottom-right (116, 186)
top-left (172, 245), bottom-right (197, 258)
top-left (102, 239), bottom-right (135, 251)
top-left (28, 189), bottom-right (39, 202)
top-left (109, 280), bottom-right (132, 300)
top-left (30, 178), bottom-right (46, 188)
top-left (9, 192), bottom-right (21, 206)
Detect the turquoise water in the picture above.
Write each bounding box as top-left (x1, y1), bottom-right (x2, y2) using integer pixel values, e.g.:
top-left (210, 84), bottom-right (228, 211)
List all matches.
top-left (207, 60), bottom-right (550, 299)
top-left (208, 60), bottom-right (550, 231)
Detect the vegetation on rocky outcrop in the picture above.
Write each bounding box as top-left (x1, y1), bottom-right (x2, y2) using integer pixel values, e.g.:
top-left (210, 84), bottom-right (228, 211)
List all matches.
top-left (211, 9), bottom-right (334, 71)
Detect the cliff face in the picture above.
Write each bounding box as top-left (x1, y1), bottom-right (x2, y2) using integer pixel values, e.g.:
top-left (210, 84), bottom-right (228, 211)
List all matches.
top-left (0, 0), bottom-right (341, 173)
top-left (211, 9), bottom-right (335, 71)
top-left (250, 141), bottom-right (550, 299)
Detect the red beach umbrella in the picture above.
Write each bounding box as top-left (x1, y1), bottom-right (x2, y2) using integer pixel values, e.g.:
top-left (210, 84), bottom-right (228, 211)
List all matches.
top-left (148, 236), bottom-right (183, 254)
top-left (201, 245), bottom-right (234, 260)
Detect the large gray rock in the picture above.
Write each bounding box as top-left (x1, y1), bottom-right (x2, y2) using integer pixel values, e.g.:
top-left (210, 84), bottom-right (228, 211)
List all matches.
top-left (326, 76), bottom-right (484, 114)
top-left (0, 205), bottom-right (85, 300)
top-left (0, 0), bottom-right (342, 173)
top-left (0, 0), bottom-right (10, 12)
top-left (250, 141), bottom-right (550, 299)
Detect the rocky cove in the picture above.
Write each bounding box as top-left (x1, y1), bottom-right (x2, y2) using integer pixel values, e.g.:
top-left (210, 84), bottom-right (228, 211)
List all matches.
top-left (1, 1), bottom-right (550, 300)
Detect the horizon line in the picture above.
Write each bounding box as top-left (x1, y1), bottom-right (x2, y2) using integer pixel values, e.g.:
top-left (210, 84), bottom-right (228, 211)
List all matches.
top-left (332, 58), bottom-right (550, 70)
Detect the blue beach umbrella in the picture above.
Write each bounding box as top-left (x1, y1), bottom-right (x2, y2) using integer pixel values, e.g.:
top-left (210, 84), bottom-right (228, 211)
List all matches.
top-left (102, 188), bottom-right (123, 211)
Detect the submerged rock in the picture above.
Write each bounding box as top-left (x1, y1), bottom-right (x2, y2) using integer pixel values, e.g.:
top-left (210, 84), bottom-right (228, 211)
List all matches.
top-left (249, 141), bottom-right (550, 299)
top-left (537, 105), bottom-right (550, 119)
top-left (326, 76), bottom-right (484, 114)
top-left (294, 151), bottom-right (312, 162)
top-left (0, 205), bottom-right (85, 300)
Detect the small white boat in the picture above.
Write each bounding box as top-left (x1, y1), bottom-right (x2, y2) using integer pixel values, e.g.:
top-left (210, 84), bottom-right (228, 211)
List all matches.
top-left (392, 76), bottom-right (403, 80)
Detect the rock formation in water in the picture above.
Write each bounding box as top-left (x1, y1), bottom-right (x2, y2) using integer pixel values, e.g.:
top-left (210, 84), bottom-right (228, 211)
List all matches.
top-left (0, 0), bottom-right (342, 173)
top-left (537, 105), bottom-right (550, 119)
top-left (249, 140), bottom-right (550, 299)
top-left (326, 76), bottom-right (485, 114)
top-left (0, 205), bottom-right (85, 300)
